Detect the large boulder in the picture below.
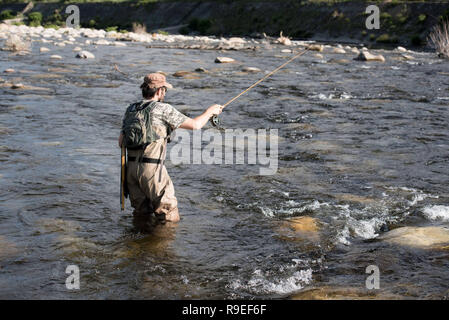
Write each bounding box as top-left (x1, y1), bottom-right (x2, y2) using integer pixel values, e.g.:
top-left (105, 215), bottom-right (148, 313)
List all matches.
top-left (354, 51), bottom-right (385, 62)
top-left (379, 226), bottom-right (449, 249)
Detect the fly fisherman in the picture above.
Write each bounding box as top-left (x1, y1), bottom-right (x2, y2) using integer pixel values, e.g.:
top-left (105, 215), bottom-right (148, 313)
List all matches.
top-left (119, 73), bottom-right (222, 223)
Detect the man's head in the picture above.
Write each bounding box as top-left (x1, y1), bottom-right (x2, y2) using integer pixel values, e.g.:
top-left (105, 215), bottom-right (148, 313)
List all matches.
top-left (140, 73), bottom-right (173, 102)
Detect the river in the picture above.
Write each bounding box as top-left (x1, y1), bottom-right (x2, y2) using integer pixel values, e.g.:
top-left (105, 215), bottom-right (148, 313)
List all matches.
top-left (0, 31), bottom-right (448, 299)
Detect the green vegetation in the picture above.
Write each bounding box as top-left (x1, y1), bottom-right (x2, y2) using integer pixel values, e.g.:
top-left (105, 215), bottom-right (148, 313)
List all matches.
top-left (186, 18), bottom-right (212, 35)
top-left (418, 14), bottom-right (427, 23)
top-left (28, 12), bottom-right (43, 27)
top-left (157, 30), bottom-right (169, 35)
top-left (105, 26), bottom-right (118, 32)
top-left (376, 33), bottom-right (398, 44)
top-left (0, 9), bottom-right (16, 21)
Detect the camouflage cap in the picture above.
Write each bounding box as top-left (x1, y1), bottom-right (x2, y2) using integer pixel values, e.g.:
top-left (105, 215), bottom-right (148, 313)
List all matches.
top-left (143, 73), bottom-right (173, 89)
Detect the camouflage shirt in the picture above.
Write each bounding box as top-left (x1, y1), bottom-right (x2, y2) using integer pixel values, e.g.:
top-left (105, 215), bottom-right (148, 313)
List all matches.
top-left (126, 100), bottom-right (188, 160)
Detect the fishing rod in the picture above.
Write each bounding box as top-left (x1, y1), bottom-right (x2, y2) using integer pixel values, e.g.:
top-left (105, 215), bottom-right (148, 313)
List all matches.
top-left (210, 48), bottom-right (309, 128)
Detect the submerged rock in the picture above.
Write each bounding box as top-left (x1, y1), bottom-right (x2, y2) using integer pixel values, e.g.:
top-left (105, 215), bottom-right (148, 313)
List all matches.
top-left (379, 226), bottom-right (449, 249)
top-left (50, 55), bottom-right (62, 60)
top-left (241, 66), bottom-right (261, 73)
top-left (307, 44), bottom-right (324, 52)
top-left (4, 68), bottom-right (14, 73)
top-left (354, 51), bottom-right (385, 62)
top-left (73, 46), bottom-right (82, 52)
top-left (76, 50), bottom-right (95, 59)
top-left (215, 56), bottom-right (235, 63)
top-left (0, 236), bottom-right (18, 259)
top-left (39, 47), bottom-right (50, 53)
top-left (275, 216), bottom-right (321, 243)
top-left (172, 71), bottom-right (200, 79)
top-left (401, 54), bottom-right (414, 61)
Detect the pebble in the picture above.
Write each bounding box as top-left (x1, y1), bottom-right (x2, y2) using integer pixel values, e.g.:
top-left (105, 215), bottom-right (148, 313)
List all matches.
top-left (215, 57), bottom-right (235, 63)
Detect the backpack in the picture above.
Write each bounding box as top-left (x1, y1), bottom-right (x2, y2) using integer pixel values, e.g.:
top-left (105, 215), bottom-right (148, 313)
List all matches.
top-left (121, 100), bottom-right (158, 149)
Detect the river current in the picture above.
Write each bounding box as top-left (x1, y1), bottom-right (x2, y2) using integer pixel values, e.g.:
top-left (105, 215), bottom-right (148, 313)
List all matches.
top-left (0, 33), bottom-right (448, 299)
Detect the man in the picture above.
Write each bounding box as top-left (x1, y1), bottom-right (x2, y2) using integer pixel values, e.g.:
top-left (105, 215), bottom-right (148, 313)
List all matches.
top-left (119, 73), bottom-right (222, 223)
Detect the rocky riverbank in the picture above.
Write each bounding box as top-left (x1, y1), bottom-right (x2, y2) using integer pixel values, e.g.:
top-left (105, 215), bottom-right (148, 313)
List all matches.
top-left (1, 1), bottom-right (449, 48)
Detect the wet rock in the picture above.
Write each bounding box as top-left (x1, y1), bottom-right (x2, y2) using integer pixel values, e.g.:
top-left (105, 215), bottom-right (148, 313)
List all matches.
top-left (215, 56), bottom-right (235, 63)
top-left (40, 47), bottom-right (50, 53)
top-left (401, 54), bottom-right (414, 61)
top-left (379, 226), bottom-right (449, 249)
top-left (4, 68), bottom-right (14, 73)
top-left (73, 46), bottom-right (82, 52)
top-left (11, 83), bottom-right (24, 89)
top-left (281, 49), bottom-right (292, 53)
top-left (76, 50), bottom-right (95, 59)
top-left (277, 31), bottom-right (292, 46)
top-left (396, 46), bottom-right (407, 52)
top-left (113, 41), bottom-right (127, 47)
top-left (194, 67), bottom-right (208, 73)
top-left (242, 66), bottom-right (261, 73)
top-left (332, 48), bottom-right (346, 54)
top-left (292, 287), bottom-right (402, 300)
top-left (307, 44), bottom-right (324, 52)
top-left (314, 53), bottom-right (324, 59)
top-left (55, 42), bottom-right (65, 47)
top-left (94, 39), bottom-right (110, 45)
top-left (228, 37), bottom-right (246, 44)
top-left (276, 216), bottom-right (321, 243)
top-left (0, 236), bottom-right (18, 259)
top-left (172, 71), bottom-right (200, 79)
top-left (335, 193), bottom-right (377, 204)
top-left (351, 47), bottom-right (360, 54)
top-left (354, 51), bottom-right (385, 62)
top-left (156, 71), bottom-right (168, 76)
top-left (50, 55), bottom-right (62, 60)
top-left (327, 58), bottom-right (350, 64)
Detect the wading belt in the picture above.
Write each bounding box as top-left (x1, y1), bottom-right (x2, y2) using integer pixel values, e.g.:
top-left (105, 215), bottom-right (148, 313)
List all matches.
top-left (127, 156), bottom-right (161, 164)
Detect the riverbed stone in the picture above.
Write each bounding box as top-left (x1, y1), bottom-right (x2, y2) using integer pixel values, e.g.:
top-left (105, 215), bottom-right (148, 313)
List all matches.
top-left (307, 44), bottom-right (324, 52)
top-left (401, 54), bottom-right (414, 61)
top-left (396, 46), bottom-right (407, 52)
top-left (215, 56), bottom-right (235, 63)
top-left (0, 236), bottom-right (18, 259)
top-left (332, 48), bottom-right (346, 54)
top-left (276, 216), bottom-right (321, 243)
top-left (379, 226), bottom-right (449, 249)
top-left (172, 71), bottom-right (200, 79)
top-left (241, 66), bottom-right (261, 73)
top-left (50, 55), bottom-right (62, 60)
top-left (40, 47), bottom-right (50, 53)
top-left (354, 51), bottom-right (385, 62)
top-left (4, 68), bottom-right (14, 73)
top-left (76, 50), bottom-right (95, 59)
top-left (73, 46), bottom-right (82, 52)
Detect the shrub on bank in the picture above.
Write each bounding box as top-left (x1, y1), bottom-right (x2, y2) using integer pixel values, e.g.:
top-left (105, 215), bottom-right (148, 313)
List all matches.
top-left (28, 12), bottom-right (43, 27)
top-left (0, 9), bottom-right (16, 21)
top-left (428, 20), bottom-right (449, 58)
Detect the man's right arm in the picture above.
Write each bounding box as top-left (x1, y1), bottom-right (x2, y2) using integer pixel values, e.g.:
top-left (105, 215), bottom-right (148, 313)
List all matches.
top-left (179, 104), bottom-right (223, 130)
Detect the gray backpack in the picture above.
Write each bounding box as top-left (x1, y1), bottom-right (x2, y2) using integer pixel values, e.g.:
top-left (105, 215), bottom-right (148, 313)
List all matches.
top-left (121, 100), bottom-right (158, 149)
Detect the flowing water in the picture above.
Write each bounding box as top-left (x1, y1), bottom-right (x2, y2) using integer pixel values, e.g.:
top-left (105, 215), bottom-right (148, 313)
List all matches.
top-left (1, 36), bottom-right (449, 299)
